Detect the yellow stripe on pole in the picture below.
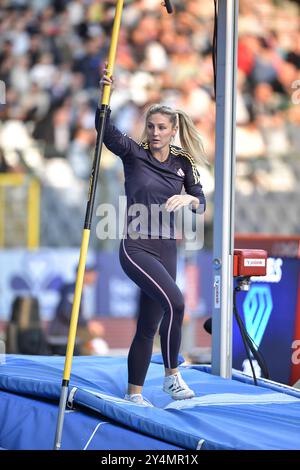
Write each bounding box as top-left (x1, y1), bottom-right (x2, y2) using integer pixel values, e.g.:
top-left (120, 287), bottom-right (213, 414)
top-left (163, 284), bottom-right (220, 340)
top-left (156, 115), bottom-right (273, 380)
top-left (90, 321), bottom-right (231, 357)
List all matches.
top-left (27, 179), bottom-right (40, 249)
top-left (0, 174), bottom-right (24, 186)
top-left (63, 228), bottom-right (90, 380)
top-left (101, 0), bottom-right (124, 106)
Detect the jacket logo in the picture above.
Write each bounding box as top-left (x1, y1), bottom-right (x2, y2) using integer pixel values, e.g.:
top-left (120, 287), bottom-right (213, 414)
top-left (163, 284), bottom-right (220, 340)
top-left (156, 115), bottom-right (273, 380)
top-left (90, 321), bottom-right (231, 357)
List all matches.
top-left (176, 168), bottom-right (185, 177)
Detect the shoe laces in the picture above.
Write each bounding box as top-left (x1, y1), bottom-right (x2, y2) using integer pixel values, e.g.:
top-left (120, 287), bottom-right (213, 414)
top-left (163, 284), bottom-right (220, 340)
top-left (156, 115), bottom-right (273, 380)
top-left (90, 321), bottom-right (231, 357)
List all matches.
top-left (167, 373), bottom-right (187, 392)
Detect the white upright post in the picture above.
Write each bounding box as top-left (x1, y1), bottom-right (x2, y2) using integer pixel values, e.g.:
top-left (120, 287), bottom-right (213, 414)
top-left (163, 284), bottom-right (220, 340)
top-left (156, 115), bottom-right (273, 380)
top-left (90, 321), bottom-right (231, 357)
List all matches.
top-left (211, 0), bottom-right (239, 378)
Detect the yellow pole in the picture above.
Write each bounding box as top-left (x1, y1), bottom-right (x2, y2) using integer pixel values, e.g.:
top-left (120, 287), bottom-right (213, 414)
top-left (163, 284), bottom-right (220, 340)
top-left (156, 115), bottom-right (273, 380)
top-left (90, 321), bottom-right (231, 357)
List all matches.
top-left (54, 0), bottom-right (124, 450)
top-left (63, 228), bottom-right (90, 379)
top-left (62, 0), bottom-right (124, 382)
top-left (102, 0), bottom-right (124, 106)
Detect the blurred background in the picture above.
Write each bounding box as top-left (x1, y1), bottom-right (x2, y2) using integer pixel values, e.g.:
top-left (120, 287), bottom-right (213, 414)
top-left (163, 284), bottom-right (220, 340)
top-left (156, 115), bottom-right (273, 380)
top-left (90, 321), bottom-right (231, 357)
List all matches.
top-left (0, 0), bottom-right (299, 385)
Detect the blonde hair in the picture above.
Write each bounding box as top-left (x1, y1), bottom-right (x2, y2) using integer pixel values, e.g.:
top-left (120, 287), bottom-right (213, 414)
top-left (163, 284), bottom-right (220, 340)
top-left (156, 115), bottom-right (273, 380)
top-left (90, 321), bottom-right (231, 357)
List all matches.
top-left (141, 104), bottom-right (207, 166)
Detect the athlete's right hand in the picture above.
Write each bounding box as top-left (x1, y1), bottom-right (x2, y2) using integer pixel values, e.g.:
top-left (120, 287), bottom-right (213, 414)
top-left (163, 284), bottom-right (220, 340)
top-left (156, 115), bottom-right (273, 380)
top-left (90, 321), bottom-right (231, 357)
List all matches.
top-left (100, 62), bottom-right (114, 90)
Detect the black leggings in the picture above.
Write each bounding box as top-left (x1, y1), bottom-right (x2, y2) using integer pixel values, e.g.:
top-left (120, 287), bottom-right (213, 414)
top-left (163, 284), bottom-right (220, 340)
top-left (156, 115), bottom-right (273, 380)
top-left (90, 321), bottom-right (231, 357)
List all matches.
top-left (119, 237), bottom-right (185, 386)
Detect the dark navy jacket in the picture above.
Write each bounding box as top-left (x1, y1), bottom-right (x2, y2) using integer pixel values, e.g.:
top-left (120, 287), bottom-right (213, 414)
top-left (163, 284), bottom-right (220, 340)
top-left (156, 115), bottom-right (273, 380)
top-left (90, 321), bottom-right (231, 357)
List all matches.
top-left (96, 108), bottom-right (206, 238)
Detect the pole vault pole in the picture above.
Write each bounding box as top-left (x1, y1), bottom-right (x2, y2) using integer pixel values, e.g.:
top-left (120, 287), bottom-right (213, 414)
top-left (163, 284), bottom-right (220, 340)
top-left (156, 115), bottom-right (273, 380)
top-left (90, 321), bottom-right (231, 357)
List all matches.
top-left (53, 0), bottom-right (124, 451)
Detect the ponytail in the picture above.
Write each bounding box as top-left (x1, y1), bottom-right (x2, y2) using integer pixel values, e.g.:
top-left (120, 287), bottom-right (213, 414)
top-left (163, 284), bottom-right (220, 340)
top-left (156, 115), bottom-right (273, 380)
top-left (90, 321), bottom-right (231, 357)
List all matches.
top-left (176, 109), bottom-right (207, 166)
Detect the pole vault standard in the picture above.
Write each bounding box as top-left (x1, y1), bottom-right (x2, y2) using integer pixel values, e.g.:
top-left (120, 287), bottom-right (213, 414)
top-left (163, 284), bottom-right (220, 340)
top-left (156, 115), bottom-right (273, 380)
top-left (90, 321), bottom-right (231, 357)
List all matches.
top-left (212, 0), bottom-right (239, 378)
top-left (53, 0), bottom-right (174, 451)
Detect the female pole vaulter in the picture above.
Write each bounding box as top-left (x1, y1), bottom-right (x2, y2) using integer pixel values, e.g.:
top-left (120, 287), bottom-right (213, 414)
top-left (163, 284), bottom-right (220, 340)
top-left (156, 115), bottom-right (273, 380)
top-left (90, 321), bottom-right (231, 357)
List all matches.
top-left (96, 63), bottom-right (206, 406)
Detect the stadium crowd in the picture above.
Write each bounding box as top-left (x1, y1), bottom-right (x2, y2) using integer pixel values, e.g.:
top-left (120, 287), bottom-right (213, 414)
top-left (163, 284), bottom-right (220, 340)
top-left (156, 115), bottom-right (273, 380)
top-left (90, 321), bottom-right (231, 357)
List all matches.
top-left (0, 0), bottom-right (300, 244)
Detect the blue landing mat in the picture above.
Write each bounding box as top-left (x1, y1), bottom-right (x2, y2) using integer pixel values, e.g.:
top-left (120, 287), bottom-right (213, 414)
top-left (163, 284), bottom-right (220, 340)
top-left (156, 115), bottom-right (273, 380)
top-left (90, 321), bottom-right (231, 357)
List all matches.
top-left (0, 355), bottom-right (300, 450)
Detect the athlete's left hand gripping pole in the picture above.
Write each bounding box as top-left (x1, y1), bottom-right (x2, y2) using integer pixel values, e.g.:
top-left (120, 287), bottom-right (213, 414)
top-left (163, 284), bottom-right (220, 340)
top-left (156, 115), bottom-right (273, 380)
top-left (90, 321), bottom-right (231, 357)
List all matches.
top-left (53, 0), bottom-right (124, 451)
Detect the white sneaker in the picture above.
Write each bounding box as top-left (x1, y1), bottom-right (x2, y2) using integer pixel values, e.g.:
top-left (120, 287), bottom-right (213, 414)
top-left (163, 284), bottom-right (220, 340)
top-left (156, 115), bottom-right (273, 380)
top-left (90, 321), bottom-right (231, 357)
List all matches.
top-left (124, 393), bottom-right (154, 407)
top-left (163, 372), bottom-right (195, 400)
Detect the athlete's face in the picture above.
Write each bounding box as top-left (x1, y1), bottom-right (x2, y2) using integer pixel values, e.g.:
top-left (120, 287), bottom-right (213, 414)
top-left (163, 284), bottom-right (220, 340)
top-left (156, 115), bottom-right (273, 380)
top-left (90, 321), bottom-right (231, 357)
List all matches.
top-left (146, 113), bottom-right (177, 151)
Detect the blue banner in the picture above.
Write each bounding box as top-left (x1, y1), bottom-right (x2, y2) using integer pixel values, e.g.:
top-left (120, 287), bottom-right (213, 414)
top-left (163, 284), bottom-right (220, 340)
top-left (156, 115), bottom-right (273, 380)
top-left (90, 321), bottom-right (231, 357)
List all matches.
top-left (0, 249), bottom-right (197, 321)
top-left (233, 257), bottom-right (300, 384)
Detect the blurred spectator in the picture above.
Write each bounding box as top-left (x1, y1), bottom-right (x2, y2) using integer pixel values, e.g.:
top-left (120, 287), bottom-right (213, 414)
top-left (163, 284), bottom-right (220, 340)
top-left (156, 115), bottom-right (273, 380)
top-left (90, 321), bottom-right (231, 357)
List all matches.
top-left (6, 295), bottom-right (49, 355)
top-left (236, 119), bottom-right (266, 159)
top-left (287, 105), bottom-right (300, 153)
top-left (48, 265), bottom-right (109, 355)
top-left (0, 148), bottom-right (11, 172)
top-left (286, 31), bottom-right (300, 69)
